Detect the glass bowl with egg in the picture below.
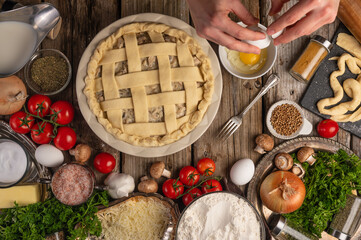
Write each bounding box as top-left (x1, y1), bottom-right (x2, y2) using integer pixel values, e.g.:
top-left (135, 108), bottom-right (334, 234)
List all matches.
top-left (218, 23), bottom-right (277, 79)
top-left (175, 191), bottom-right (266, 240)
top-left (25, 49), bottom-right (71, 95)
top-left (0, 138), bottom-right (31, 188)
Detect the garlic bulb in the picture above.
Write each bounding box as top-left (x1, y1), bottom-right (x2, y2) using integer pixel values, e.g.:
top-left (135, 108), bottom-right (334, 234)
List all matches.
top-left (104, 173), bottom-right (135, 199)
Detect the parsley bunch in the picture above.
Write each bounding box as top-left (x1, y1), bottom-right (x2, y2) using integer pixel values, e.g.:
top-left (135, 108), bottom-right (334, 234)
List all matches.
top-left (0, 191), bottom-right (109, 240)
top-left (285, 149), bottom-right (361, 237)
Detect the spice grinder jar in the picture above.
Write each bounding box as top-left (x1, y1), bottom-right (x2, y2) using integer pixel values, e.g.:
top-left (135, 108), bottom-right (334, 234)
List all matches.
top-left (289, 35), bottom-right (332, 84)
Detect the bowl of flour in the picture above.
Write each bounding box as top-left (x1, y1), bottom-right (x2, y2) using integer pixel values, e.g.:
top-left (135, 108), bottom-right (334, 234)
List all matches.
top-left (176, 191), bottom-right (266, 240)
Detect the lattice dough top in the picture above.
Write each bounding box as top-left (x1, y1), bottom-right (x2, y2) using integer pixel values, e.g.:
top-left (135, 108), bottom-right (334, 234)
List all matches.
top-left (84, 22), bottom-right (214, 147)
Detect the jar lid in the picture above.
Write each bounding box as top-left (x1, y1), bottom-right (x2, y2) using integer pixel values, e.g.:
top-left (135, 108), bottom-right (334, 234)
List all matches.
top-left (311, 35), bottom-right (332, 52)
top-left (327, 228), bottom-right (351, 240)
top-left (269, 214), bottom-right (286, 236)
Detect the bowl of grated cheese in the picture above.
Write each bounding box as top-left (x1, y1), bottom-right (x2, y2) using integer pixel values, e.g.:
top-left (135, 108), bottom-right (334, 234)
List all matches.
top-left (176, 191), bottom-right (266, 240)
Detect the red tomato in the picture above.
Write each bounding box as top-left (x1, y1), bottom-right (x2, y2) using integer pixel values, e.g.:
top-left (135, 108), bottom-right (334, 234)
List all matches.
top-left (162, 179), bottom-right (184, 199)
top-left (30, 122), bottom-right (54, 144)
top-left (201, 179), bottom-right (223, 194)
top-left (53, 127), bottom-right (76, 150)
top-left (9, 111), bottom-right (34, 134)
top-left (179, 166), bottom-right (200, 186)
top-left (27, 94), bottom-right (51, 117)
top-left (196, 158), bottom-right (216, 176)
top-left (93, 153), bottom-right (116, 174)
top-left (317, 119), bottom-right (339, 138)
top-left (182, 188), bottom-right (202, 206)
top-left (50, 101), bottom-right (74, 125)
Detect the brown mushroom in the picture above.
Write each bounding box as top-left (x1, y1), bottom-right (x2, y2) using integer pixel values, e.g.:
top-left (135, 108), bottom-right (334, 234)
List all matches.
top-left (254, 134), bottom-right (274, 154)
top-left (150, 161), bottom-right (171, 179)
top-left (274, 152), bottom-right (293, 170)
top-left (297, 147), bottom-right (316, 165)
top-left (137, 176), bottom-right (158, 193)
top-left (292, 163), bottom-right (305, 178)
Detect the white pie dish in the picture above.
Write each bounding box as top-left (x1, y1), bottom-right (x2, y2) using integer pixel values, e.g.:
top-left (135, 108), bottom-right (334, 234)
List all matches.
top-left (76, 13), bottom-right (222, 157)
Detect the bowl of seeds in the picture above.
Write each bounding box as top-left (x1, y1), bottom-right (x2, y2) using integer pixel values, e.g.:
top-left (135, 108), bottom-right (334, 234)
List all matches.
top-left (25, 49), bottom-right (71, 95)
top-left (266, 100), bottom-right (313, 139)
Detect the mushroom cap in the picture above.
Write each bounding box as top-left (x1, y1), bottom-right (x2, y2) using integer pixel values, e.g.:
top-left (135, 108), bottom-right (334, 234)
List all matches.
top-left (292, 163), bottom-right (305, 178)
top-left (255, 134), bottom-right (274, 151)
top-left (138, 179), bottom-right (158, 193)
top-left (297, 147), bottom-right (315, 163)
top-left (150, 161), bottom-right (165, 179)
top-left (274, 152), bottom-right (293, 170)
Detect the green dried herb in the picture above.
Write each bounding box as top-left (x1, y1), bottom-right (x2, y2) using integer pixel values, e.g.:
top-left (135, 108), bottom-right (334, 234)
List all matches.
top-left (31, 56), bottom-right (68, 92)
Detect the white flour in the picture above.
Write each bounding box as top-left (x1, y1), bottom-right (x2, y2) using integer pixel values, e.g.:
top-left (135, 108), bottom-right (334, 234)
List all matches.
top-left (177, 192), bottom-right (261, 240)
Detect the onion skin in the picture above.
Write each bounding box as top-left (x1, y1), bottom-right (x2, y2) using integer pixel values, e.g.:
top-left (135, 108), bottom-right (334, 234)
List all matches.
top-left (260, 171), bottom-right (306, 214)
top-left (0, 76), bottom-right (27, 115)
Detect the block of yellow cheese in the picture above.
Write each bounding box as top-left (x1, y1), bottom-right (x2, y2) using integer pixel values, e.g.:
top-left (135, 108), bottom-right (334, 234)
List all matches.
top-left (0, 184), bottom-right (41, 208)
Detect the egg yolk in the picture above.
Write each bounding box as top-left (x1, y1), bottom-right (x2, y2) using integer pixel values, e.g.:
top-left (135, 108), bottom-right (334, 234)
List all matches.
top-left (239, 52), bottom-right (260, 65)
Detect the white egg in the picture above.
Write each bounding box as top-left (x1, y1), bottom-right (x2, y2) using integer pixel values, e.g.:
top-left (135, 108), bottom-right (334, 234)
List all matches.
top-left (35, 144), bottom-right (64, 167)
top-left (230, 158), bottom-right (255, 185)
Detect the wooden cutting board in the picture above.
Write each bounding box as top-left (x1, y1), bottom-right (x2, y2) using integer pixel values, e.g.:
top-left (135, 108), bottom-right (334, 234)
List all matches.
top-left (300, 23), bottom-right (361, 138)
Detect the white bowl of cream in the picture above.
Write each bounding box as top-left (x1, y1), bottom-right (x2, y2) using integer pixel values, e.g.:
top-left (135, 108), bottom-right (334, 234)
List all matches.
top-left (0, 139), bottom-right (29, 188)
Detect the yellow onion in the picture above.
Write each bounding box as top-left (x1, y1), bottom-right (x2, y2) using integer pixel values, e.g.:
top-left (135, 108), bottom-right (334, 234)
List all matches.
top-left (0, 76), bottom-right (27, 115)
top-left (260, 171), bottom-right (305, 214)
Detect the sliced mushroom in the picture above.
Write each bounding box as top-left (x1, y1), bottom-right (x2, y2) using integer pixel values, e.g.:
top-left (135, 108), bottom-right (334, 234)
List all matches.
top-left (297, 147), bottom-right (316, 165)
top-left (254, 134), bottom-right (274, 154)
top-left (292, 163), bottom-right (305, 178)
top-left (274, 153), bottom-right (293, 170)
top-left (150, 161), bottom-right (171, 179)
top-left (137, 176), bottom-right (158, 193)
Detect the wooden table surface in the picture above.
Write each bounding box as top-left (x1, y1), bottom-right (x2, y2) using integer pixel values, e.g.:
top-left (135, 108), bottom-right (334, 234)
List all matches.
top-left (1, 0), bottom-right (360, 191)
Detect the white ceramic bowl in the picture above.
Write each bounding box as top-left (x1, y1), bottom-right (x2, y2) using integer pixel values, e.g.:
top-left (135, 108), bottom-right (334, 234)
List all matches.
top-left (266, 100), bottom-right (313, 140)
top-left (218, 23), bottom-right (277, 80)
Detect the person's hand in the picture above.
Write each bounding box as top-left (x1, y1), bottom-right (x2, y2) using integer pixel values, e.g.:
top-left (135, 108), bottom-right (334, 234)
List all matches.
top-left (267, 0), bottom-right (339, 45)
top-left (186, 0), bottom-right (266, 54)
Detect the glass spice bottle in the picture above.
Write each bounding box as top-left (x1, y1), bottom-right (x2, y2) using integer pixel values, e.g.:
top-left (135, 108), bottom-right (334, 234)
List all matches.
top-left (269, 215), bottom-right (318, 240)
top-left (327, 195), bottom-right (361, 240)
top-left (289, 35), bottom-right (332, 84)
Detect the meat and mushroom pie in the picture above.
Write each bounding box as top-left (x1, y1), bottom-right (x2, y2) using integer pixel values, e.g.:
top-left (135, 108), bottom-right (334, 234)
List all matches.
top-left (84, 22), bottom-right (214, 146)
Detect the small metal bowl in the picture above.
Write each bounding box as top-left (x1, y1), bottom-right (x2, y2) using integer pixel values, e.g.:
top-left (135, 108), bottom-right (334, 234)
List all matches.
top-left (24, 49), bottom-right (71, 95)
top-left (175, 191), bottom-right (266, 240)
top-left (0, 138), bottom-right (31, 188)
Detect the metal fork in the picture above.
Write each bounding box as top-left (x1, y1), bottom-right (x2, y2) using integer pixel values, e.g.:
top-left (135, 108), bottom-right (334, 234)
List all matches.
top-left (217, 74), bottom-right (280, 141)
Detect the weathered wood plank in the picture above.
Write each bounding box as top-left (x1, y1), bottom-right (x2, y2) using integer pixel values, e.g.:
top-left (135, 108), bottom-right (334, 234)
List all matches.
top-left (120, 0), bottom-right (191, 189)
top-left (193, 0), bottom-right (263, 187)
top-left (68, 0), bottom-right (120, 183)
top-left (260, 0), bottom-right (350, 149)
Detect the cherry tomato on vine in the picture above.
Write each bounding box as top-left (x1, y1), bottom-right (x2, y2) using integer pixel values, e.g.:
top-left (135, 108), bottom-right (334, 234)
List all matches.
top-left (162, 179), bottom-right (184, 199)
top-left (196, 158), bottom-right (216, 176)
top-left (179, 166), bottom-right (200, 186)
top-left (182, 188), bottom-right (202, 206)
top-left (50, 101), bottom-right (74, 125)
top-left (30, 122), bottom-right (54, 144)
top-left (53, 127), bottom-right (76, 150)
top-left (93, 153), bottom-right (116, 174)
top-left (9, 111), bottom-right (34, 134)
top-left (201, 179), bottom-right (222, 194)
top-left (27, 94), bottom-right (51, 117)
top-left (317, 119), bottom-right (339, 138)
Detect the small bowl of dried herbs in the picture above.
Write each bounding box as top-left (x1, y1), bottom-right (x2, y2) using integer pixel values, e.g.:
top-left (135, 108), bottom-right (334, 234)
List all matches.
top-left (25, 49), bottom-right (71, 95)
top-left (266, 100), bottom-right (313, 140)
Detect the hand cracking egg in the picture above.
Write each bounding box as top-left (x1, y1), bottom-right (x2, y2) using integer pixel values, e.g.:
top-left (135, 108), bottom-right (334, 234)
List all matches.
top-left (226, 48), bottom-right (267, 74)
